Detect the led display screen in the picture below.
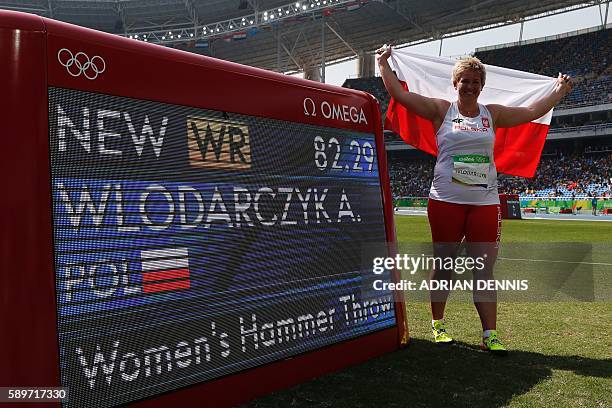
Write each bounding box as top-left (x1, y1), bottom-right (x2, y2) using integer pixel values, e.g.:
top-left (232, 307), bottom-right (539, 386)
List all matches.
top-left (49, 87), bottom-right (395, 407)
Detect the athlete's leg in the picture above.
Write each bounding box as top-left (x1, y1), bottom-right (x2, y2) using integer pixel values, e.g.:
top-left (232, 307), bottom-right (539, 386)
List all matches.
top-left (427, 199), bottom-right (468, 320)
top-left (465, 204), bottom-right (501, 331)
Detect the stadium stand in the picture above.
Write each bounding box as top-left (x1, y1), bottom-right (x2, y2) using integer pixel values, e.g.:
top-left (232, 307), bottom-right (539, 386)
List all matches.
top-left (474, 28), bottom-right (611, 109)
top-left (343, 77), bottom-right (391, 113)
top-left (388, 154), bottom-right (434, 198)
top-left (387, 146), bottom-right (611, 200)
top-left (343, 28), bottom-right (611, 113)
top-left (498, 151), bottom-right (611, 199)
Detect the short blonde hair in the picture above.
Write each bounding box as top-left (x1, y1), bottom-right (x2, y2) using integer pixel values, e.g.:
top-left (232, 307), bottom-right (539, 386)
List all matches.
top-left (452, 56), bottom-right (486, 86)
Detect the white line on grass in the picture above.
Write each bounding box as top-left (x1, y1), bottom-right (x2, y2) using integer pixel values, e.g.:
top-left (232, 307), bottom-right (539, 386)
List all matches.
top-left (394, 210), bottom-right (612, 222)
top-left (498, 257), bottom-right (612, 266)
top-left (523, 216), bottom-right (612, 222)
top-left (395, 209), bottom-right (427, 216)
top-left (392, 253), bottom-right (611, 267)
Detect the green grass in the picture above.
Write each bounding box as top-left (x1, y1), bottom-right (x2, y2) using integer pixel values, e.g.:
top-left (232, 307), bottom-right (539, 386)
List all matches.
top-left (246, 216), bottom-right (611, 408)
top-left (394, 215), bottom-right (612, 243)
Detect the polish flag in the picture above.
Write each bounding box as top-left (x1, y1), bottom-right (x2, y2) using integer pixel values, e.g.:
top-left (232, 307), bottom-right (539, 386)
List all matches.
top-left (140, 247), bottom-right (190, 293)
top-left (384, 51), bottom-right (557, 177)
top-left (232, 31), bottom-right (247, 40)
top-left (346, 2), bottom-right (362, 12)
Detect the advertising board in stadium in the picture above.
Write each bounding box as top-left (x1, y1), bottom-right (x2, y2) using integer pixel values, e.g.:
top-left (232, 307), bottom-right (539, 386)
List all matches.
top-left (0, 10), bottom-right (407, 408)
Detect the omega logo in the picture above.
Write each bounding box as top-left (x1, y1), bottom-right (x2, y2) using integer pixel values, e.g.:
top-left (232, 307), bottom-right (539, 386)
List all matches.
top-left (302, 97), bottom-right (368, 124)
top-left (303, 98), bottom-right (316, 116)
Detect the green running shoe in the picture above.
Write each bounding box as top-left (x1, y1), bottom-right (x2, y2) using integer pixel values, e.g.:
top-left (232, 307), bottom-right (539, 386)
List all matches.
top-left (480, 330), bottom-right (508, 356)
top-left (432, 320), bottom-right (454, 344)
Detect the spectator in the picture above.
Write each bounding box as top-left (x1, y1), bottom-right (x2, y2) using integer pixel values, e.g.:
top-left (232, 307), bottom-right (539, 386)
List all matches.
top-left (388, 151), bottom-right (611, 199)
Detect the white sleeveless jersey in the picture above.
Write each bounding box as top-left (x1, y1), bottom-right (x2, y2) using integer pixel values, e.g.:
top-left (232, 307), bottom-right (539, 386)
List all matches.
top-left (429, 102), bottom-right (500, 205)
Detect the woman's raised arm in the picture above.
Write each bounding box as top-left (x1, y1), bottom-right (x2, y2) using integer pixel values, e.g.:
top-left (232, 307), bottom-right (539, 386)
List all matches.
top-left (488, 73), bottom-right (573, 128)
top-left (376, 45), bottom-right (449, 126)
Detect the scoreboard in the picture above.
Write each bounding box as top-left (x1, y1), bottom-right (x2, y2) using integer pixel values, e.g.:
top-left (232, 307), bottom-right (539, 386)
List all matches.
top-left (0, 10), bottom-right (407, 408)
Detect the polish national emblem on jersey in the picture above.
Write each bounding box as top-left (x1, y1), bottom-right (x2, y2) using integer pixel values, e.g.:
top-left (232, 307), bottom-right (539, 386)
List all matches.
top-left (481, 117), bottom-right (490, 128)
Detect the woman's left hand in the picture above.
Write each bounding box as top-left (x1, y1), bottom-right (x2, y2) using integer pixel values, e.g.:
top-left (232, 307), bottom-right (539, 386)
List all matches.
top-left (555, 72), bottom-right (573, 96)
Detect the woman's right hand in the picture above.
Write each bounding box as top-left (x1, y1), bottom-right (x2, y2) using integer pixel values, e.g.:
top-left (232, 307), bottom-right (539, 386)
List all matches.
top-left (375, 44), bottom-right (392, 66)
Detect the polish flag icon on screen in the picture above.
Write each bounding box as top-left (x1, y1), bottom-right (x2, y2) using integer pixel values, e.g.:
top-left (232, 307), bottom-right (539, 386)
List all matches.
top-left (140, 247), bottom-right (190, 293)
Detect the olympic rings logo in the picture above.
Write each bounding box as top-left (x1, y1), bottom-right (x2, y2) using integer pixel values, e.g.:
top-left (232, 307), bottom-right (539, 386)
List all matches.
top-left (57, 48), bottom-right (106, 80)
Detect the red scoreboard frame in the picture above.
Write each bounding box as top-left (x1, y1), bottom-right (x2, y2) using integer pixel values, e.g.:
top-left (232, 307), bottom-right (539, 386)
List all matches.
top-left (0, 10), bottom-right (408, 407)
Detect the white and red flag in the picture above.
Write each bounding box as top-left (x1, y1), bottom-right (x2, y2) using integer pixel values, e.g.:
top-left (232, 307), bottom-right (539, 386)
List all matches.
top-left (385, 51), bottom-right (557, 177)
top-left (140, 247), bottom-right (190, 293)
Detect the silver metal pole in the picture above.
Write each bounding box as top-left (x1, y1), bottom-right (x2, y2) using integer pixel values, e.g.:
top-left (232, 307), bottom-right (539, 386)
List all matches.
top-left (276, 27), bottom-right (281, 72)
top-left (321, 15), bottom-right (326, 83)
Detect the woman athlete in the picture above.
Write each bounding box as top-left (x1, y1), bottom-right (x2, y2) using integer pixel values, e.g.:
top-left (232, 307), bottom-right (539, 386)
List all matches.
top-left (376, 45), bottom-right (572, 354)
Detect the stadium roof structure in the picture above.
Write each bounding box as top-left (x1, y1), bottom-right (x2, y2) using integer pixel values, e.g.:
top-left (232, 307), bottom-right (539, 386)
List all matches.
top-left (0, 0), bottom-right (607, 75)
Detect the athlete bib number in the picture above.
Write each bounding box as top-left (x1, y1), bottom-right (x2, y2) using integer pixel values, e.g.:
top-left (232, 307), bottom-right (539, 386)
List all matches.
top-left (452, 154), bottom-right (489, 187)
